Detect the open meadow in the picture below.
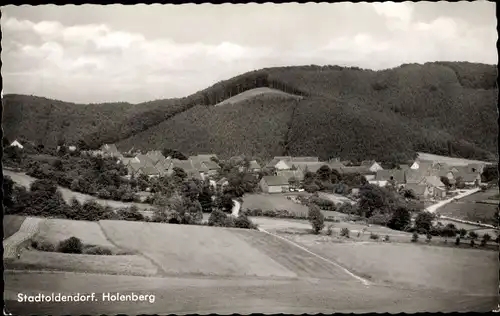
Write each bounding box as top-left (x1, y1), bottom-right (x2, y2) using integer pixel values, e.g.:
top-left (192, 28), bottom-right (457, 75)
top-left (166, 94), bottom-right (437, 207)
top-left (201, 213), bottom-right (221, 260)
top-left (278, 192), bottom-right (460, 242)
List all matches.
top-left (437, 187), bottom-right (499, 225)
top-left (243, 193), bottom-right (309, 215)
top-left (281, 233), bottom-right (499, 296)
top-left (3, 215), bottom-right (26, 239)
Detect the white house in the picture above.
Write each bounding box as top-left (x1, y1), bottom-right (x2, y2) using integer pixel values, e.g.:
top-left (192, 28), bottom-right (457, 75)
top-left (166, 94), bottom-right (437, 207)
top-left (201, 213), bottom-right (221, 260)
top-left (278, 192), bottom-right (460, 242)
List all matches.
top-left (10, 140), bottom-right (23, 149)
top-left (260, 176), bottom-right (290, 193)
top-left (360, 160), bottom-right (384, 173)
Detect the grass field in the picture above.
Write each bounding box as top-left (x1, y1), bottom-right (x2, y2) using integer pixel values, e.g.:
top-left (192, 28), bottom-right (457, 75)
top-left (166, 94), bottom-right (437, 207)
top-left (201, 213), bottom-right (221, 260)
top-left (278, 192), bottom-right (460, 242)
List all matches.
top-left (215, 87), bottom-right (302, 106)
top-left (100, 220), bottom-right (297, 278)
top-left (3, 215), bottom-right (26, 239)
top-left (34, 219), bottom-right (118, 250)
top-left (6, 250), bottom-right (158, 276)
top-left (243, 193), bottom-right (309, 215)
top-left (285, 236), bottom-right (499, 295)
top-left (416, 152), bottom-right (493, 166)
top-left (437, 188), bottom-right (498, 225)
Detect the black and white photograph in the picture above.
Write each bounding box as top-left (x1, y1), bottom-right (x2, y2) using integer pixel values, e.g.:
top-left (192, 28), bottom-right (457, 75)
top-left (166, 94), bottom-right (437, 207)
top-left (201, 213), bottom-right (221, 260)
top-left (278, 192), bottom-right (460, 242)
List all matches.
top-left (1, 2), bottom-right (499, 314)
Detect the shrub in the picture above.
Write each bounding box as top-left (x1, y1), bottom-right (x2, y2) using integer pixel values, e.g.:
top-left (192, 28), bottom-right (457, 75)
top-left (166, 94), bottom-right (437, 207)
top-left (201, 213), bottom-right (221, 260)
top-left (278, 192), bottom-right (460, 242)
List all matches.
top-left (458, 228), bottom-right (467, 238)
top-left (234, 214), bottom-right (257, 229)
top-left (367, 212), bottom-right (392, 226)
top-left (370, 233), bottom-right (380, 240)
top-left (468, 231), bottom-right (479, 240)
top-left (83, 245), bottom-right (113, 255)
top-left (208, 209), bottom-right (228, 227)
top-left (31, 239), bottom-right (56, 252)
top-left (326, 225), bottom-right (333, 236)
top-left (455, 236), bottom-right (461, 245)
top-left (426, 233), bottom-right (432, 243)
top-left (340, 227), bottom-right (350, 238)
top-left (384, 235), bottom-right (390, 242)
top-left (481, 233), bottom-right (492, 247)
top-left (470, 239), bottom-right (475, 247)
top-left (411, 232), bottom-right (419, 242)
top-left (308, 205), bottom-right (325, 234)
top-left (57, 237), bottom-right (83, 254)
top-left (387, 207), bottom-right (411, 231)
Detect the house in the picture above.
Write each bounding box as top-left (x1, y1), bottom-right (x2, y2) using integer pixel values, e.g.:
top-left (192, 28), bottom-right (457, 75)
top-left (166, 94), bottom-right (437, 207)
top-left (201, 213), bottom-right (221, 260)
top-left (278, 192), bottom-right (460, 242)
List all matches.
top-left (265, 156), bottom-right (319, 171)
top-left (68, 145), bottom-right (77, 152)
top-left (119, 156), bottom-right (141, 166)
top-left (189, 154), bottom-right (221, 179)
top-left (238, 160), bottom-right (262, 173)
top-left (405, 183), bottom-right (431, 199)
top-left (294, 162), bottom-right (330, 174)
top-left (260, 176), bottom-right (290, 194)
top-left (146, 151), bottom-right (166, 165)
top-left (276, 169), bottom-right (304, 184)
top-left (371, 169), bottom-right (406, 187)
top-left (201, 160), bottom-right (221, 177)
top-left (10, 140), bottom-right (23, 149)
top-left (100, 144), bottom-right (121, 157)
top-left (398, 164), bottom-right (410, 171)
top-left (141, 165), bottom-right (161, 178)
top-left (360, 160), bottom-right (384, 172)
top-left (453, 166), bottom-right (482, 186)
top-left (167, 159), bottom-right (203, 180)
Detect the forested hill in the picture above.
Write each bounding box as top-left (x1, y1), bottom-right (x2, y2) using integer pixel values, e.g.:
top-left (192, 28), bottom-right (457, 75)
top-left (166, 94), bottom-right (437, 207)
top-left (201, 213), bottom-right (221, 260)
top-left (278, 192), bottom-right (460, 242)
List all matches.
top-left (2, 61), bottom-right (498, 163)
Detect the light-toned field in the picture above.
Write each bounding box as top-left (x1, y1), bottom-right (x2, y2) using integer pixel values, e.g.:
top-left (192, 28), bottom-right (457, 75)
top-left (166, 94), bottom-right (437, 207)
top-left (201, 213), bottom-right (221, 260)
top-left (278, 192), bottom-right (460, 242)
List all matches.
top-left (283, 234), bottom-right (499, 296)
top-left (5, 250), bottom-right (158, 277)
top-left (416, 152), bottom-right (494, 166)
top-left (6, 271), bottom-right (496, 314)
top-left (99, 220), bottom-right (297, 278)
top-left (3, 215), bottom-right (26, 239)
top-left (243, 193), bottom-right (309, 215)
top-left (3, 217), bottom-right (44, 260)
top-left (437, 188), bottom-right (498, 225)
top-left (215, 87), bottom-right (302, 107)
top-left (34, 219), bottom-right (117, 249)
top-left (318, 192), bottom-right (357, 205)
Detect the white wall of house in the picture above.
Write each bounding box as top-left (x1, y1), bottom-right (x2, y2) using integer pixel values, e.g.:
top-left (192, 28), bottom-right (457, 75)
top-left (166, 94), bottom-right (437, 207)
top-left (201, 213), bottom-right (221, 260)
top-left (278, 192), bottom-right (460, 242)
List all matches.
top-left (10, 140), bottom-right (23, 149)
top-left (410, 161), bottom-right (419, 169)
top-left (369, 163), bottom-right (384, 172)
top-left (369, 180), bottom-right (388, 187)
top-left (364, 175), bottom-right (375, 181)
top-left (275, 160), bottom-right (291, 170)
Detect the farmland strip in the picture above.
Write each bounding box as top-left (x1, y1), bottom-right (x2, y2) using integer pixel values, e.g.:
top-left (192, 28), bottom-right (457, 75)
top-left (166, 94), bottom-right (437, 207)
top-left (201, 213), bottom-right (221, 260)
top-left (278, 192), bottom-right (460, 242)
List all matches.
top-left (3, 217), bottom-right (44, 259)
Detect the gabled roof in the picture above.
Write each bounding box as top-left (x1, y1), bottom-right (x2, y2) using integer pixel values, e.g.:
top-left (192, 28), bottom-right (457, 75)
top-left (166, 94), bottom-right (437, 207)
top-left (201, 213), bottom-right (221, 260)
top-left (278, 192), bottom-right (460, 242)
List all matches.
top-left (327, 162), bottom-right (346, 172)
top-left (136, 154), bottom-right (155, 166)
top-left (405, 183), bottom-right (428, 196)
top-left (291, 157), bottom-right (319, 162)
top-left (202, 160), bottom-right (221, 170)
top-left (277, 169), bottom-right (304, 181)
top-left (172, 159), bottom-right (197, 173)
top-left (361, 160), bottom-right (378, 167)
top-left (262, 175), bottom-right (289, 186)
top-left (399, 164), bottom-right (410, 171)
top-left (101, 144), bottom-right (119, 153)
top-left (142, 165), bottom-right (160, 176)
top-left (423, 175), bottom-right (445, 188)
top-left (375, 169), bottom-right (405, 183)
top-left (293, 162), bottom-right (329, 173)
top-left (339, 166), bottom-right (372, 175)
top-left (453, 167), bottom-right (481, 182)
top-left (249, 160), bottom-right (261, 170)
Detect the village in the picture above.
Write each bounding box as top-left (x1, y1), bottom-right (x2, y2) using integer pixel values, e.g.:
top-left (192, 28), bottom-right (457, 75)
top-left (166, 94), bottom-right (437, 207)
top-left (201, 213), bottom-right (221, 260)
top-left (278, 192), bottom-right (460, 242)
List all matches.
top-left (77, 141), bottom-right (488, 202)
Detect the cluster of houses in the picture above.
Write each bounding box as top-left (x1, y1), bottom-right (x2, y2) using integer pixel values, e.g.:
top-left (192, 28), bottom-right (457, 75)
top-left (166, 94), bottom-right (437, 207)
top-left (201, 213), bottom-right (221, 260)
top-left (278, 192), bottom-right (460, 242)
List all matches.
top-left (259, 155), bottom-right (486, 199)
top-left (13, 139), bottom-right (482, 200)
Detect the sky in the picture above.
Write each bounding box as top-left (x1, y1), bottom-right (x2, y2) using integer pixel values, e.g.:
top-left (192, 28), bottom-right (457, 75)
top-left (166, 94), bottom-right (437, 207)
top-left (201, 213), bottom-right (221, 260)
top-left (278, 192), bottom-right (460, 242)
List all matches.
top-left (1, 2), bottom-right (497, 104)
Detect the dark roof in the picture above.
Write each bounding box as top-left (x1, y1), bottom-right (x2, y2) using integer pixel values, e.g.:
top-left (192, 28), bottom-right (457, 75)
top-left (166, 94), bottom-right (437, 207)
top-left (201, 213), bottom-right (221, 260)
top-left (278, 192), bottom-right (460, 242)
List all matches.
top-left (202, 160), bottom-right (221, 170)
top-left (249, 160), bottom-right (261, 169)
top-left (399, 164), bottom-right (410, 171)
top-left (262, 176), bottom-right (289, 186)
top-left (142, 166), bottom-right (160, 176)
top-left (291, 157), bottom-right (319, 162)
top-left (294, 162), bottom-right (329, 173)
top-left (277, 170), bottom-right (304, 181)
top-left (423, 175), bottom-right (445, 188)
top-left (375, 169), bottom-right (405, 183)
top-left (360, 160), bottom-right (377, 167)
top-left (405, 183), bottom-right (428, 196)
top-left (340, 166), bottom-right (372, 175)
top-left (172, 159), bottom-right (197, 172)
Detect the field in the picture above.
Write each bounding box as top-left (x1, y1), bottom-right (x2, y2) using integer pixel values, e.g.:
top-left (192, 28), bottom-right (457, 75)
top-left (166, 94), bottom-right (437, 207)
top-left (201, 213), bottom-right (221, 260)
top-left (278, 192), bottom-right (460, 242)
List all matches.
top-left (3, 215), bottom-right (26, 239)
top-left (5, 250), bottom-right (158, 277)
top-left (318, 192), bottom-right (356, 205)
top-left (99, 220), bottom-right (298, 278)
top-left (243, 193), bottom-right (309, 215)
top-left (436, 188), bottom-right (498, 225)
top-left (215, 87), bottom-right (302, 106)
top-left (34, 219), bottom-right (118, 250)
top-left (283, 234), bottom-right (499, 295)
top-left (416, 152), bottom-right (494, 166)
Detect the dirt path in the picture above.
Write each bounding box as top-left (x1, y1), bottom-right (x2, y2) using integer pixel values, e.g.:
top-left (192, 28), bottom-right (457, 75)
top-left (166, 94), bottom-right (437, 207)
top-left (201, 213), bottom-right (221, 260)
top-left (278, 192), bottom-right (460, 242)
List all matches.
top-left (3, 217), bottom-right (44, 259)
top-left (425, 188), bottom-right (481, 213)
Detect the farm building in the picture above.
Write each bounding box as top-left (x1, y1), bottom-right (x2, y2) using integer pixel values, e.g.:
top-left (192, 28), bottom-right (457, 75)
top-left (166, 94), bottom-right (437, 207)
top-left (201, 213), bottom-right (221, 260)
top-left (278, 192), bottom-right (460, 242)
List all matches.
top-left (360, 160), bottom-right (384, 173)
top-left (260, 176), bottom-right (290, 193)
top-left (405, 183), bottom-right (431, 199)
top-left (372, 169), bottom-right (405, 188)
top-left (277, 169), bottom-right (304, 183)
top-left (265, 156), bottom-right (319, 171)
top-left (10, 140), bottom-right (23, 149)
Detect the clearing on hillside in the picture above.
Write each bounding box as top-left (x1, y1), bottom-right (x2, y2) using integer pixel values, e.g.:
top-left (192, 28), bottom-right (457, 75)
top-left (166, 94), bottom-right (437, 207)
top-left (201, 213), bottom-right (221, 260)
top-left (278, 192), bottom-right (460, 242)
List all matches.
top-left (99, 220), bottom-right (298, 278)
top-left (34, 219), bottom-right (118, 250)
top-left (5, 250), bottom-right (158, 276)
top-left (243, 193), bottom-right (309, 216)
top-left (416, 152), bottom-right (493, 166)
top-left (287, 237), bottom-right (499, 296)
top-left (215, 87), bottom-right (302, 106)
top-left (3, 215), bottom-right (26, 239)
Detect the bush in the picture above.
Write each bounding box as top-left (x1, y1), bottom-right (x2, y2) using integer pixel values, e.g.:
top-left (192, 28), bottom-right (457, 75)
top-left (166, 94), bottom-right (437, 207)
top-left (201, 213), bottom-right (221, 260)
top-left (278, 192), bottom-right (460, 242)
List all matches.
top-left (411, 232), bottom-right (419, 242)
top-left (455, 236), bottom-right (461, 245)
top-left (384, 235), bottom-right (390, 242)
top-left (31, 239), bottom-right (56, 252)
top-left (234, 214), bottom-right (257, 229)
top-left (340, 227), bottom-right (350, 238)
top-left (387, 207), bottom-right (411, 231)
top-left (470, 239), bottom-right (475, 247)
top-left (426, 233), bottom-right (432, 243)
top-left (326, 225), bottom-right (333, 236)
top-left (370, 233), bottom-right (380, 240)
top-left (83, 245), bottom-right (113, 255)
top-left (57, 237), bottom-right (83, 254)
top-left (223, 216), bottom-right (236, 228)
top-left (208, 209), bottom-right (228, 227)
top-left (458, 228), bottom-right (467, 238)
top-left (308, 205), bottom-right (325, 234)
top-left (468, 231), bottom-right (479, 240)
top-left (367, 212), bottom-right (392, 226)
